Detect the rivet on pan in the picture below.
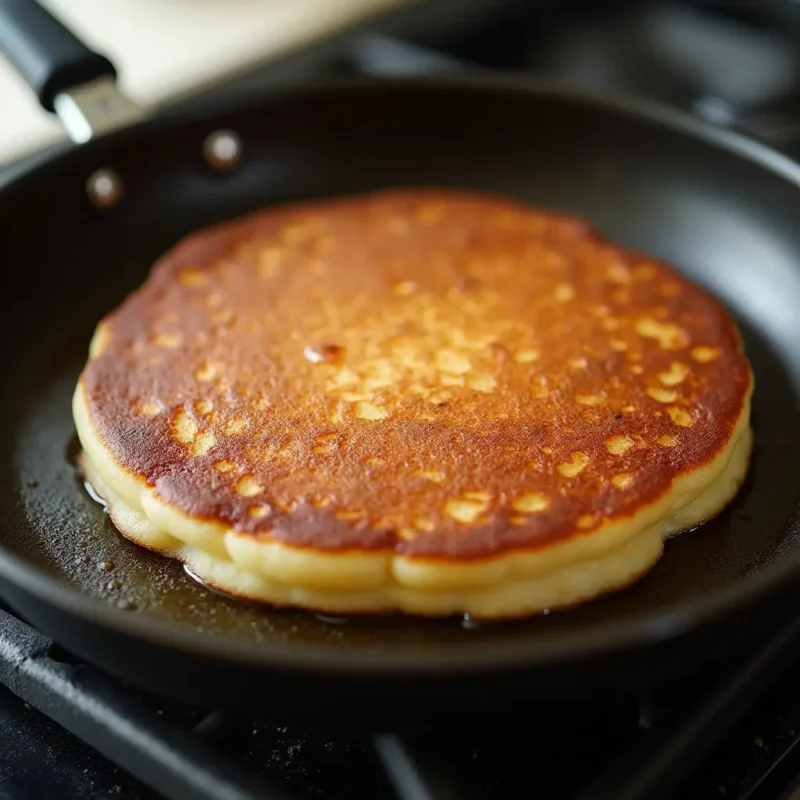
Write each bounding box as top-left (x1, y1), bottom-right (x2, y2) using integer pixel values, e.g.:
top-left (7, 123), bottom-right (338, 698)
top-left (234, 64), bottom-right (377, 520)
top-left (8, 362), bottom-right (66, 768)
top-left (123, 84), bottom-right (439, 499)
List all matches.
top-left (692, 95), bottom-right (735, 126)
top-left (86, 168), bottom-right (123, 209)
top-left (203, 129), bottom-right (242, 171)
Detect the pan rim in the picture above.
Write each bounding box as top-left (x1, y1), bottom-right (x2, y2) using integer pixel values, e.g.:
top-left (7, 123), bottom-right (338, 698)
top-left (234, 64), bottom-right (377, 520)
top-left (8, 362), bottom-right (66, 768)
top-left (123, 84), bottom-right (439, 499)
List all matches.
top-left (2, 71), bottom-right (800, 676)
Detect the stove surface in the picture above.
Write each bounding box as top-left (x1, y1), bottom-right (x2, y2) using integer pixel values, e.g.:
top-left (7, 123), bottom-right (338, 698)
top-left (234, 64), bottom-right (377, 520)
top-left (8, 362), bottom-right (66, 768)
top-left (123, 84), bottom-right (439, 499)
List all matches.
top-left (352, 0), bottom-right (800, 155)
top-left (2, 599), bottom-right (800, 800)
top-left (0, 684), bottom-right (155, 800)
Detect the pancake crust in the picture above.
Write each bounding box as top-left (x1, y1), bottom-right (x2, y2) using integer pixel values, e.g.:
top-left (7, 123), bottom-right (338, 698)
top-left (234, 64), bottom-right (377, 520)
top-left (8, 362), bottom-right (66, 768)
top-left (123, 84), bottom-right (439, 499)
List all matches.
top-left (75, 189), bottom-right (753, 618)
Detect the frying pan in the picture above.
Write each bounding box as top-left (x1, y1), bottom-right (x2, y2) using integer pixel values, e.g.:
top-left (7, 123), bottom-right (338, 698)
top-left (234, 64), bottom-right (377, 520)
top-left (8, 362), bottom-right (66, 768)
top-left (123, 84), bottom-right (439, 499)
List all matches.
top-left (1, 0), bottom-right (800, 727)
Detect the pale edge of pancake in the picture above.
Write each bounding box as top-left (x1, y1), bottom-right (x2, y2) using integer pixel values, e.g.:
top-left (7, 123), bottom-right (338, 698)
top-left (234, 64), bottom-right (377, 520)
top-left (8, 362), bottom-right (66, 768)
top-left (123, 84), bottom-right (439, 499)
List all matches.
top-left (73, 379), bottom-right (753, 619)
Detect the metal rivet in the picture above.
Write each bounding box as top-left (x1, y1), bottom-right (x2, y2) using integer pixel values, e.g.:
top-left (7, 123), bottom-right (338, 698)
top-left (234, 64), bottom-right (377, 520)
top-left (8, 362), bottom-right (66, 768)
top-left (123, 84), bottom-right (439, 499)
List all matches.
top-left (692, 95), bottom-right (735, 126)
top-left (203, 129), bottom-right (241, 171)
top-left (86, 168), bottom-right (123, 209)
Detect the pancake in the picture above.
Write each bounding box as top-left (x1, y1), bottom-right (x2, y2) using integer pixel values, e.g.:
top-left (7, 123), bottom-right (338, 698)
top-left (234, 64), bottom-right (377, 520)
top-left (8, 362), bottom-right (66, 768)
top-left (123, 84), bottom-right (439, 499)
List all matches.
top-left (74, 189), bottom-right (753, 619)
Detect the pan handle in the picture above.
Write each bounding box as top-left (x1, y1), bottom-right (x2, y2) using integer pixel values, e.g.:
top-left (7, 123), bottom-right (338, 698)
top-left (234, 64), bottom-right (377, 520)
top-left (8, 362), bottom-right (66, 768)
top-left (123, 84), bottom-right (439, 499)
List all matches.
top-left (0, 0), bottom-right (144, 143)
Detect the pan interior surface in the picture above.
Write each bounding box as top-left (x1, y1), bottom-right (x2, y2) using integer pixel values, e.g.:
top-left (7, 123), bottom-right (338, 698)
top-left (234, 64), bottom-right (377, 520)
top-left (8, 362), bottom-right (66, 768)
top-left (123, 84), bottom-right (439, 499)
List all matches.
top-left (1, 80), bottom-right (799, 668)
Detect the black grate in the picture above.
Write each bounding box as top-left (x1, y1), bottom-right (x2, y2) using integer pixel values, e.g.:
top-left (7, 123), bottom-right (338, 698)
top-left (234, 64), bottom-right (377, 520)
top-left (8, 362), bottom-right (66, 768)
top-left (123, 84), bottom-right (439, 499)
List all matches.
top-left (3, 605), bottom-right (800, 800)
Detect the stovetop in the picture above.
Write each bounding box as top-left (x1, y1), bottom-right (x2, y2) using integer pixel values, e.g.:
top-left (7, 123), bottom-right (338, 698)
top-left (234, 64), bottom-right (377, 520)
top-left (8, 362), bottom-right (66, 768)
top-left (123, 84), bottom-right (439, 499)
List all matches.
top-left (3, 599), bottom-right (800, 800)
top-left (346, 0), bottom-right (800, 156)
top-left (4, 1), bottom-right (800, 798)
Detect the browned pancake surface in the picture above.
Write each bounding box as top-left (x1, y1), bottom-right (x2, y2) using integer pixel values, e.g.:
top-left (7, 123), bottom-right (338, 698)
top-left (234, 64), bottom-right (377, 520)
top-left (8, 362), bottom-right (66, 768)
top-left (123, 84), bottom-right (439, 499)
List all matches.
top-left (80, 189), bottom-right (752, 559)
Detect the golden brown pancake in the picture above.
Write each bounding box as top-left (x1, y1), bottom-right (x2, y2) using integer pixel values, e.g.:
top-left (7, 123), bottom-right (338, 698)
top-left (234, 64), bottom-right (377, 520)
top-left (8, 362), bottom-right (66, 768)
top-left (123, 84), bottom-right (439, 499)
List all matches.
top-left (74, 189), bottom-right (753, 618)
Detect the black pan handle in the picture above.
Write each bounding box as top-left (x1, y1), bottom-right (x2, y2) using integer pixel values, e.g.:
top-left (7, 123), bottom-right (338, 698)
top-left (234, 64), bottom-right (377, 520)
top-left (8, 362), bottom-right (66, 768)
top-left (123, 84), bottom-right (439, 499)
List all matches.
top-left (0, 0), bottom-right (143, 143)
top-left (0, 0), bottom-right (116, 112)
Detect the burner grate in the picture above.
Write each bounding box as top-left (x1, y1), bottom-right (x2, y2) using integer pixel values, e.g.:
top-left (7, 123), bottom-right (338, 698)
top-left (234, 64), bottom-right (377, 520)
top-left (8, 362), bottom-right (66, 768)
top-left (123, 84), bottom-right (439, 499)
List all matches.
top-left (2, 606), bottom-right (800, 800)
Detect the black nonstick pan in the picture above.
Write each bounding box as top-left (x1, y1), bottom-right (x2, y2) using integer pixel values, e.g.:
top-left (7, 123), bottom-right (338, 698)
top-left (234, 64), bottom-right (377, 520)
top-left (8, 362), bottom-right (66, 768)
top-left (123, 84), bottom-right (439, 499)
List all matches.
top-left (1, 1), bottom-right (800, 726)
